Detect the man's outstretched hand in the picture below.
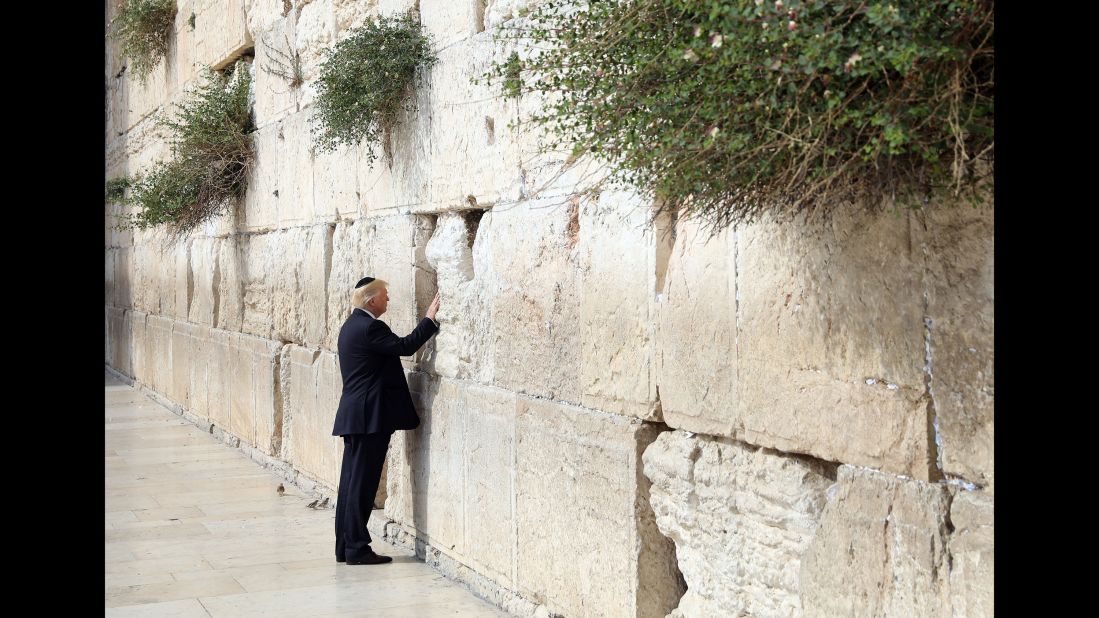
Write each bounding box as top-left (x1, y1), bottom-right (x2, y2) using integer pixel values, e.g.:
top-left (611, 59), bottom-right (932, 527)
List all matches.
top-left (426, 291), bottom-right (441, 321)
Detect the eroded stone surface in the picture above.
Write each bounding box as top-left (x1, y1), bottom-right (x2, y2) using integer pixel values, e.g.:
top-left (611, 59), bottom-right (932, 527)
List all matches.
top-left (800, 465), bottom-right (952, 617)
top-left (643, 430), bottom-right (834, 617)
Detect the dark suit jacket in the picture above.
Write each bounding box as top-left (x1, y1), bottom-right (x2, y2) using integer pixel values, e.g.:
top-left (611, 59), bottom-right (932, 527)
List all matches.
top-left (331, 309), bottom-right (439, 436)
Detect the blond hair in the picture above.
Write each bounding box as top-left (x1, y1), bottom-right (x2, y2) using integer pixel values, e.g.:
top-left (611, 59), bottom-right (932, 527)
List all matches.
top-left (351, 279), bottom-right (388, 310)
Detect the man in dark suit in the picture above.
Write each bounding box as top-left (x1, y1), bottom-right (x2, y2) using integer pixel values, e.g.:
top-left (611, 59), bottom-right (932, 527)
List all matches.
top-left (332, 276), bottom-right (440, 565)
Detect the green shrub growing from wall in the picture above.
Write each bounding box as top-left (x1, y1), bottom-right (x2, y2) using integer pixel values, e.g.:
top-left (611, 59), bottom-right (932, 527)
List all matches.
top-left (487, 0), bottom-right (994, 232)
top-left (311, 11), bottom-right (437, 161)
top-left (108, 0), bottom-right (178, 82)
top-left (119, 61), bottom-right (254, 238)
top-left (105, 177), bottom-right (131, 203)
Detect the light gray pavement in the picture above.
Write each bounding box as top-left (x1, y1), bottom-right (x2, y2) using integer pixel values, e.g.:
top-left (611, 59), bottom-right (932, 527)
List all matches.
top-left (105, 369), bottom-right (511, 617)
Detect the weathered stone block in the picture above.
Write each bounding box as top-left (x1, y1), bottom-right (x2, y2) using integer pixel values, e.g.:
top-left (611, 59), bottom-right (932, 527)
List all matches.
top-left (253, 15), bottom-right (298, 129)
top-left (736, 209), bottom-right (933, 479)
top-left (313, 139), bottom-right (357, 221)
top-left (368, 215), bottom-right (418, 354)
top-left (580, 189), bottom-right (658, 420)
top-left (242, 123), bottom-right (281, 232)
top-left (216, 236), bottom-right (245, 332)
top-left (643, 430), bottom-right (833, 617)
top-left (422, 0), bottom-right (482, 49)
top-left (418, 33), bottom-right (522, 211)
top-left (171, 321), bottom-right (198, 408)
top-left (254, 336), bottom-right (285, 456)
top-left (654, 217), bottom-right (738, 437)
top-left (146, 315), bottom-right (174, 397)
top-left (228, 332), bottom-right (255, 445)
top-left (276, 114), bottom-right (317, 228)
top-left (461, 381), bottom-right (518, 583)
top-left (130, 311), bottom-right (148, 385)
top-left (423, 212), bottom-right (493, 381)
top-left (172, 240), bottom-right (192, 321)
top-left (916, 204), bottom-right (994, 489)
top-left (195, 0), bottom-right (251, 70)
top-left (287, 346), bottom-right (342, 489)
top-left (188, 237), bottom-right (218, 326)
top-left (206, 328), bottom-right (234, 430)
top-left (241, 226), bottom-right (330, 346)
top-left (357, 141), bottom-right (395, 216)
top-left (515, 398), bottom-right (681, 618)
top-left (107, 307), bottom-right (128, 375)
top-left (167, 0), bottom-right (197, 95)
top-left (947, 488), bottom-right (993, 617)
top-left (489, 201), bottom-right (582, 402)
top-left (387, 376), bottom-right (467, 556)
top-left (800, 465), bottom-right (952, 617)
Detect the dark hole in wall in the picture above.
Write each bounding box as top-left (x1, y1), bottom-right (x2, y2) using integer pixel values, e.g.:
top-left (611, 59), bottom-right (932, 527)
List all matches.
top-left (462, 208), bottom-right (487, 251)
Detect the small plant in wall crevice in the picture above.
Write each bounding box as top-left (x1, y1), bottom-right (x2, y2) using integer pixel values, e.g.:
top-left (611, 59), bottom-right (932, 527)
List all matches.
top-left (117, 60), bottom-right (255, 239)
top-left (311, 10), bottom-right (437, 163)
top-left (108, 0), bottom-right (178, 83)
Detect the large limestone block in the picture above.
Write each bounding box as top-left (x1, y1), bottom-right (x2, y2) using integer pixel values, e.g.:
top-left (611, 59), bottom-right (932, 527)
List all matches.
top-left (580, 189), bottom-right (659, 420)
top-left (242, 123), bottom-right (281, 232)
top-left (643, 430), bottom-right (833, 617)
top-left (170, 321), bottom-right (199, 408)
top-left (215, 236), bottom-right (245, 332)
top-left (255, 336), bottom-right (286, 456)
top-left (386, 376), bottom-right (467, 556)
top-left (313, 139), bottom-right (357, 222)
top-left (107, 308), bottom-right (130, 375)
top-left (357, 141), bottom-right (395, 216)
top-left (287, 346), bottom-right (342, 488)
top-left (147, 315), bottom-right (174, 396)
top-left (242, 226), bottom-right (331, 346)
top-left (188, 237), bottom-right (219, 326)
top-left (432, 38), bottom-right (523, 210)
top-left (369, 215), bottom-right (419, 348)
top-left (125, 64), bottom-right (168, 132)
top-left (947, 489), bottom-right (994, 617)
top-left (736, 209), bottom-right (934, 480)
top-left (276, 114), bottom-right (317, 228)
top-left (422, 0), bottom-right (482, 49)
top-left (205, 328), bottom-right (234, 430)
top-left (800, 465), bottom-right (952, 617)
top-left (168, 0), bottom-right (197, 95)
top-left (131, 241), bottom-right (160, 314)
top-left (117, 247), bottom-right (134, 309)
top-left (515, 398), bottom-right (681, 618)
top-left (655, 217), bottom-right (738, 437)
top-left (131, 311), bottom-right (149, 385)
top-left (172, 239), bottom-right (192, 321)
top-left (423, 212), bottom-right (493, 381)
top-left (461, 381), bottom-right (518, 583)
top-left (325, 219), bottom-right (370, 351)
top-left (916, 204), bottom-right (994, 489)
top-left (104, 250), bottom-right (118, 308)
top-left (245, 0), bottom-right (290, 38)
top-left (489, 201), bottom-right (582, 402)
top-left (195, 0), bottom-right (252, 70)
top-left (229, 332), bottom-right (255, 445)
top-left (253, 14), bottom-right (298, 129)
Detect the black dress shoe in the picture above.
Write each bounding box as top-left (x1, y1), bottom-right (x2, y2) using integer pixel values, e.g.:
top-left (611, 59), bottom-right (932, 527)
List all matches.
top-left (336, 555), bottom-right (346, 563)
top-left (346, 551), bottom-right (393, 565)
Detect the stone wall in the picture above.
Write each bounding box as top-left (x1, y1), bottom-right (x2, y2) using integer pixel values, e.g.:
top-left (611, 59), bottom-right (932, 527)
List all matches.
top-left (105, 1), bottom-right (993, 616)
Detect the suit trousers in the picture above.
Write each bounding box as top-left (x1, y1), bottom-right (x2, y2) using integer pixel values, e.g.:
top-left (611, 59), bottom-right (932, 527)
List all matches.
top-left (335, 430), bottom-right (392, 561)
